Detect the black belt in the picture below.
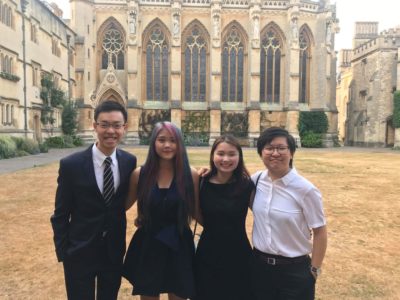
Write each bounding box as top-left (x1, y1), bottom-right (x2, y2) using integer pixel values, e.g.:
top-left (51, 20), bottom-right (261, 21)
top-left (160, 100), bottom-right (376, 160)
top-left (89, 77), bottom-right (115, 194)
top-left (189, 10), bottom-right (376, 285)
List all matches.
top-left (253, 248), bottom-right (309, 265)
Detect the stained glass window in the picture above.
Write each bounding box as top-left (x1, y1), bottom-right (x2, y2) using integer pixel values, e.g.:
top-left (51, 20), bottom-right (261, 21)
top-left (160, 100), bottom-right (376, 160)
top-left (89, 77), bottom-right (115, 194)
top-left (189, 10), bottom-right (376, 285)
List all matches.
top-left (222, 26), bottom-right (244, 102)
top-left (183, 25), bottom-right (208, 102)
top-left (260, 29), bottom-right (282, 103)
top-left (145, 25), bottom-right (169, 101)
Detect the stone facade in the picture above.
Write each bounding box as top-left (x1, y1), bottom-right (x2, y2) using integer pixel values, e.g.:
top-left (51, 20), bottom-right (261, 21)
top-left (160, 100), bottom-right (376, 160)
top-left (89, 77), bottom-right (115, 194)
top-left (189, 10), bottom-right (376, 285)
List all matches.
top-left (0, 0), bottom-right (75, 141)
top-left (1, 0), bottom-right (339, 146)
top-left (336, 22), bottom-right (400, 147)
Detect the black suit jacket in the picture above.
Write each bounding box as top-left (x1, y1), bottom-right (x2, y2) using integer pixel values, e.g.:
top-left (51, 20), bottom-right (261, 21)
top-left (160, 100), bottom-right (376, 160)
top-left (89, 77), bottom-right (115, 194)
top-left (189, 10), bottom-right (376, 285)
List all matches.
top-left (50, 145), bottom-right (136, 264)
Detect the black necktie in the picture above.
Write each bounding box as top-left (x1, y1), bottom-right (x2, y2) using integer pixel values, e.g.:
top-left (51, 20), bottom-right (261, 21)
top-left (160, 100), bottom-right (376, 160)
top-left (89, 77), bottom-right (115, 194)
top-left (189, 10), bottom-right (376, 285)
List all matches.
top-left (103, 157), bottom-right (114, 206)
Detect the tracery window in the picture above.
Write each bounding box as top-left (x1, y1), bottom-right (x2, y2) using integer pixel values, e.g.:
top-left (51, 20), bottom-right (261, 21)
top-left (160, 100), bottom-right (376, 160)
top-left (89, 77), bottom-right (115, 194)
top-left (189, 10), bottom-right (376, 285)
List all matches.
top-left (260, 28), bottom-right (282, 103)
top-left (183, 24), bottom-right (208, 102)
top-left (222, 26), bottom-right (245, 102)
top-left (101, 24), bottom-right (125, 70)
top-left (145, 25), bottom-right (169, 101)
top-left (299, 30), bottom-right (311, 104)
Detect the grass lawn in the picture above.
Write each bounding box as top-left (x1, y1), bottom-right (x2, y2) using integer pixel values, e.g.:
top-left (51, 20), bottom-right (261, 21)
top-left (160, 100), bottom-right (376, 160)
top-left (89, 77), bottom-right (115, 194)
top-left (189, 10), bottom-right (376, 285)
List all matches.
top-left (0, 147), bottom-right (399, 299)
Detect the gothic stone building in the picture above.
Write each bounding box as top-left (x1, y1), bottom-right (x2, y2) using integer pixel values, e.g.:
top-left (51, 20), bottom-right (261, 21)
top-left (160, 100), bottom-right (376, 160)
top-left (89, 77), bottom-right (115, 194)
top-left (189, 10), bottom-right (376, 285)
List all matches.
top-left (1, 0), bottom-right (339, 145)
top-left (336, 22), bottom-right (400, 147)
top-left (0, 0), bottom-right (75, 141)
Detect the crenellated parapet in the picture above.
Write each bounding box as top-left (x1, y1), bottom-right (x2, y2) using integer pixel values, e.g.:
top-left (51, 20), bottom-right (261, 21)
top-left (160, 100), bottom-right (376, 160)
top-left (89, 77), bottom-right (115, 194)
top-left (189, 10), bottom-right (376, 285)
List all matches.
top-left (353, 27), bottom-right (400, 61)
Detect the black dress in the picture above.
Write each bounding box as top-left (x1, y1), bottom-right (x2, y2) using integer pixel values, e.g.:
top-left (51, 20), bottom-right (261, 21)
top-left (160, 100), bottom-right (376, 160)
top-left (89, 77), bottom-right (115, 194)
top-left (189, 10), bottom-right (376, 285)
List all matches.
top-left (194, 178), bottom-right (254, 300)
top-left (123, 178), bottom-right (195, 298)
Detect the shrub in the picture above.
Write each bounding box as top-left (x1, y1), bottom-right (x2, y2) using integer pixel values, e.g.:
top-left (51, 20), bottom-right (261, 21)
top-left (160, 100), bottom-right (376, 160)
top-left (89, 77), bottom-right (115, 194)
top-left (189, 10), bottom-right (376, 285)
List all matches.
top-left (39, 142), bottom-right (49, 153)
top-left (45, 136), bottom-right (65, 148)
top-left (301, 132), bottom-right (323, 148)
top-left (183, 133), bottom-right (209, 146)
top-left (11, 137), bottom-right (40, 154)
top-left (0, 136), bottom-right (17, 159)
top-left (15, 150), bottom-right (30, 157)
top-left (298, 111), bottom-right (329, 137)
top-left (72, 135), bottom-right (83, 146)
top-left (393, 91), bottom-right (400, 128)
top-left (62, 135), bottom-right (76, 148)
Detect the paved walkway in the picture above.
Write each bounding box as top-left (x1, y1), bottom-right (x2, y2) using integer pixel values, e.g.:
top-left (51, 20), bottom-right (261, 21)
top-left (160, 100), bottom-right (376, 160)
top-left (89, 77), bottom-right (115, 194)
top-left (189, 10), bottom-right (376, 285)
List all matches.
top-left (0, 145), bottom-right (398, 175)
top-left (0, 147), bottom-right (88, 175)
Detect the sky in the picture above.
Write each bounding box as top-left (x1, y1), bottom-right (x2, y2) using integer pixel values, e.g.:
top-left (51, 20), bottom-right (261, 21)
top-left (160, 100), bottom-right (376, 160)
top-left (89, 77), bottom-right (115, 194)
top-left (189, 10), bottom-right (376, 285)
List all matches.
top-left (51, 0), bottom-right (400, 51)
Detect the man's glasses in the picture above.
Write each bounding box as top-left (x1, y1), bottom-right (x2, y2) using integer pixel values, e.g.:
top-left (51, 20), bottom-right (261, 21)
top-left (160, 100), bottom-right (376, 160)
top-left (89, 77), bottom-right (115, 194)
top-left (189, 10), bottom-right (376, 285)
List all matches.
top-left (96, 122), bottom-right (125, 129)
top-left (263, 146), bottom-right (289, 154)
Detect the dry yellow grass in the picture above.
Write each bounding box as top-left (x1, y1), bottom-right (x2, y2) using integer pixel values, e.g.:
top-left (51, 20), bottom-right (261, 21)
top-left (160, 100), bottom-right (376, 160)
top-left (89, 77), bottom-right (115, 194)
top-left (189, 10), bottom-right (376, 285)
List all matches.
top-left (0, 147), bottom-right (399, 300)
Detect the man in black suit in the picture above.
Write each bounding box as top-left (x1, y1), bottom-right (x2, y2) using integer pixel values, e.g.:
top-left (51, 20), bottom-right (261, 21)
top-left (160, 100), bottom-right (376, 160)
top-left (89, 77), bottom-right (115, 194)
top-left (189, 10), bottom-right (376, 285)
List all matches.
top-left (51, 100), bottom-right (137, 299)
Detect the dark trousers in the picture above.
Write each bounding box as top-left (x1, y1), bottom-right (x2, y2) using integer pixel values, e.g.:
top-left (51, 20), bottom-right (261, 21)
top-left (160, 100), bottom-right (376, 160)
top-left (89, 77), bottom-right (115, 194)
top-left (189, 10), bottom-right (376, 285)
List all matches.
top-left (63, 238), bottom-right (122, 300)
top-left (251, 251), bottom-right (315, 300)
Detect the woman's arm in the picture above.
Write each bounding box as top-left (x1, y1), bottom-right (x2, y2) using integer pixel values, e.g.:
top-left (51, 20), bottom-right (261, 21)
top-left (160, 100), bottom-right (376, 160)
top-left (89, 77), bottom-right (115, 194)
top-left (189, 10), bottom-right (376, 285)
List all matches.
top-left (311, 225), bottom-right (328, 269)
top-left (191, 167), bottom-right (203, 225)
top-left (125, 167), bottom-right (141, 210)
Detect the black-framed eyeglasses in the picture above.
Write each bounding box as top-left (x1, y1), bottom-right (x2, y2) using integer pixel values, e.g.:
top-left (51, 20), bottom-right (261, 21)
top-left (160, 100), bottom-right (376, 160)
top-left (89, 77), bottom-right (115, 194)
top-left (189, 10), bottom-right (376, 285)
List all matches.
top-left (263, 146), bottom-right (289, 154)
top-left (96, 122), bottom-right (125, 129)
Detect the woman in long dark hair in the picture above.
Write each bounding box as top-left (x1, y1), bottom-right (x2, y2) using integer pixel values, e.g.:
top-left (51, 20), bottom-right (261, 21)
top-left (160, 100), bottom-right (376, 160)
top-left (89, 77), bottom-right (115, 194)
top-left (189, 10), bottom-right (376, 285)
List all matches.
top-left (194, 135), bottom-right (254, 300)
top-left (123, 121), bottom-right (199, 300)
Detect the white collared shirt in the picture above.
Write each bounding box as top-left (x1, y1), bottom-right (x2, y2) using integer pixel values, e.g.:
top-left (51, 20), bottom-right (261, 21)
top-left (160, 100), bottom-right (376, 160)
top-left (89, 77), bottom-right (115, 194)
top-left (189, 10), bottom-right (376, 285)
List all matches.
top-left (92, 144), bottom-right (120, 193)
top-left (251, 168), bottom-right (326, 257)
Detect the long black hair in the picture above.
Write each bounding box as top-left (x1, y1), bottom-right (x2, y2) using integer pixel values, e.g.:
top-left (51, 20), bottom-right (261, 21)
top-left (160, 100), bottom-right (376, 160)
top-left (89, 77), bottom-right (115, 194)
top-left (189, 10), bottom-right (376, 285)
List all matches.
top-left (137, 122), bottom-right (194, 234)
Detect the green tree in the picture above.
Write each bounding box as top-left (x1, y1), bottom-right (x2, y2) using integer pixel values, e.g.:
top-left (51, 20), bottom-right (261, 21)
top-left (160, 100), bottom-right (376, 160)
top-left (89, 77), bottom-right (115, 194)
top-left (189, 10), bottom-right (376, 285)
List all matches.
top-left (61, 101), bottom-right (78, 136)
top-left (40, 75), bottom-right (65, 127)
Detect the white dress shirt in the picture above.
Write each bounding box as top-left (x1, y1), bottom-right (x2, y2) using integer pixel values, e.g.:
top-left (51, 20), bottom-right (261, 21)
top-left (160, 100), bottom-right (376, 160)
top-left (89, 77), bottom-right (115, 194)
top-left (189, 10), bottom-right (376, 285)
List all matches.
top-left (251, 168), bottom-right (326, 257)
top-left (92, 144), bottom-right (120, 193)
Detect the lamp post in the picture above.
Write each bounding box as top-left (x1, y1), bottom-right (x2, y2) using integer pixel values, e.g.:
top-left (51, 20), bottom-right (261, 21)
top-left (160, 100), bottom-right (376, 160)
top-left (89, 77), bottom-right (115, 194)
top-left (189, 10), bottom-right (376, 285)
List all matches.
top-left (21, 0), bottom-right (28, 138)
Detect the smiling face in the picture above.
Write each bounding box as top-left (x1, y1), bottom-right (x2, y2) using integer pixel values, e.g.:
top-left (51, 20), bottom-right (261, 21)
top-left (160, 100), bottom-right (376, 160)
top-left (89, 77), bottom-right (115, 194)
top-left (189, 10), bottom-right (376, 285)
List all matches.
top-left (261, 136), bottom-right (293, 179)
top-left (212, 142), bottom-right (240, 176)
top-left (93, 111), bottom-right (126, 156)
top-left (155, 128), bottom-right (177, 161)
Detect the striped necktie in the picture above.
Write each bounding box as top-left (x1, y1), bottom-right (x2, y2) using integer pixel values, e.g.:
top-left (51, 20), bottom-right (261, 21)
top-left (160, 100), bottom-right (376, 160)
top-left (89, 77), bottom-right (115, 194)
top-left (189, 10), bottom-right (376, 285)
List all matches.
top-left (103, 157), bottom-right (114, 206)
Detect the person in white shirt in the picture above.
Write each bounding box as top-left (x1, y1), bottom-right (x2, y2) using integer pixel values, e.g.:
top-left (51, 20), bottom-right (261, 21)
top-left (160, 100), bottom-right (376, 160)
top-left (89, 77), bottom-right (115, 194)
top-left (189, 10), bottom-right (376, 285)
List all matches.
top-left (251, 127), bottom-right (327, 300)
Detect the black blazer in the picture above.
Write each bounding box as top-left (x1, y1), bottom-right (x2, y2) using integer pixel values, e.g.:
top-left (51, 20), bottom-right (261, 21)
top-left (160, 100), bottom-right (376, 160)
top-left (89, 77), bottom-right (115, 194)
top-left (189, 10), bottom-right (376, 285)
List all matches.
top-left (50, 145), bottom-right (136, 264)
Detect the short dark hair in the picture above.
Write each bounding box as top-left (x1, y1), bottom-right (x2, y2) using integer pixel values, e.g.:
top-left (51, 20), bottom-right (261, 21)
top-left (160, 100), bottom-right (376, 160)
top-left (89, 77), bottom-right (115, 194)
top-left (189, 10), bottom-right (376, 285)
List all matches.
top-left (94, 100), bottom-right (127, 123)
top-left (257, 127), bottom-right (296, 167)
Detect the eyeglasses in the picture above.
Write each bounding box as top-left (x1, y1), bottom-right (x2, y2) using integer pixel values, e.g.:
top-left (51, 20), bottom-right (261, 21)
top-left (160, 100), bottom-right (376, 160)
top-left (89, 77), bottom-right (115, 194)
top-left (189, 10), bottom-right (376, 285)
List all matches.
top-left (263, 146), bottom-right (289, 154)
top-left (96, 122), bottom-right (125, 129)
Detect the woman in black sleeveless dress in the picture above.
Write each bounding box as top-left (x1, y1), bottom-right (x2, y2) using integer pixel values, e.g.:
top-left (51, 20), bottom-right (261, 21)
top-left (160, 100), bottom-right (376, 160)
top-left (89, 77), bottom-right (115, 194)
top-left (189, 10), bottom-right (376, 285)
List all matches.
top-left (123, 122), bottom-right (199, 300)
top-left (194, 135), bottom-right (254, 300)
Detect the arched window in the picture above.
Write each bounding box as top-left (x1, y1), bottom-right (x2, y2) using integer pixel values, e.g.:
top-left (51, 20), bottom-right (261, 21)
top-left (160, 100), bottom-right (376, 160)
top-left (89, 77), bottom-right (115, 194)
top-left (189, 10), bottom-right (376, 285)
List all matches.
top-left (6, 5), bottom-right (10, 26)
top-left (1, 104), bottom-right (3, 124)
top-left (183, 23), bottom-right (208, 102)
top-left (144, 24), bottom-right (169, 101)
top-left (4, 55), bottom-right (9, 73)
top-left (10, 105), bottom-right (13, 125)
top-left (101, 23), bottom-right (125, 70)
top-left (299, 29), bottom-right (311, 104)
top-left (0, 54), bottom-right (3, 72)
top-left (8, 5), bottom-right (12, 27)
top-left (6, 104), bottom-right (9, 124)
top-left (1, 4), bottom-right (6, 25)
top-left (221, 25), bottom-right (245, 102)
top-left (9, 57), bottom-right (12, 74)
top-left (260, 27), bottom-right (283, 103)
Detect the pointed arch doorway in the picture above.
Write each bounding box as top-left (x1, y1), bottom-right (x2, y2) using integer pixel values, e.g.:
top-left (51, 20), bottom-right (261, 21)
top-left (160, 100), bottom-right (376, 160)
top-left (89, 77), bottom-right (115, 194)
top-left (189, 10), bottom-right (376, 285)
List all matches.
top-left (97, 89), bottom-right (126, 107)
